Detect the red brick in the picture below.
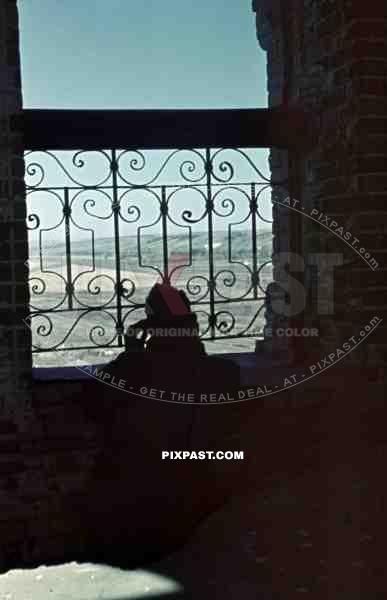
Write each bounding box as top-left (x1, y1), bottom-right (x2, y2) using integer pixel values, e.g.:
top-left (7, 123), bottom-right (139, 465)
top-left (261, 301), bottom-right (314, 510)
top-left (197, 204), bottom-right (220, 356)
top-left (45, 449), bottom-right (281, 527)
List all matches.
top-left (321, 193), bottom-right (387, 212)
top-left (335, 267), bottom-right (387, 287)
top-left (351, 40), bottom-right (387, 61)
top-left (359, 77), bottom-right (387, 96)
top-left (350, 19), bottom-right (387, 40)
top-left (349, 0), bottom-right (387, 18)
top-left (357, 174), bottom-right (387, 194)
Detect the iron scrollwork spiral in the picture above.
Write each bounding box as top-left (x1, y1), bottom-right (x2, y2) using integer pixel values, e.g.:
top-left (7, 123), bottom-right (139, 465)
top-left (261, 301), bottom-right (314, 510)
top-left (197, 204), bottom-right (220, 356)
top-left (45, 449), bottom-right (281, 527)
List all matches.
top-left (116, 149), bottom-right (206, 186)
top-left (215, 311), bottom-right (236, 335)
top-left (26, 144), bottom-right (283, 359)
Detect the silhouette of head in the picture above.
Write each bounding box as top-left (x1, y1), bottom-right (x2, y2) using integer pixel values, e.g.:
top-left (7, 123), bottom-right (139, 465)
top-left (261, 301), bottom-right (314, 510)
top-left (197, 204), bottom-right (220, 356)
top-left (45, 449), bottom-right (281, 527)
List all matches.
top-left (143, 283), bottom-right (204, 354)
top-left (144, 283), bottom-right (191, 319)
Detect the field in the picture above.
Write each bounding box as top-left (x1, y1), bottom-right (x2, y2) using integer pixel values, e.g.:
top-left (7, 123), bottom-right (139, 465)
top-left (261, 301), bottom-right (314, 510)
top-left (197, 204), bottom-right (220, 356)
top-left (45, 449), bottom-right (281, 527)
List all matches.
top-left (28, 229), bottom-right (273, 367)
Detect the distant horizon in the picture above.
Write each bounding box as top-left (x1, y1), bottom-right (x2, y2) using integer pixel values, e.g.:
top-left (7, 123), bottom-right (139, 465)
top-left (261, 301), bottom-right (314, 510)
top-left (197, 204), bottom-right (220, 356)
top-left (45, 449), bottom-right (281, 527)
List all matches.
top-left (28, 226), bottom-right (273, 248)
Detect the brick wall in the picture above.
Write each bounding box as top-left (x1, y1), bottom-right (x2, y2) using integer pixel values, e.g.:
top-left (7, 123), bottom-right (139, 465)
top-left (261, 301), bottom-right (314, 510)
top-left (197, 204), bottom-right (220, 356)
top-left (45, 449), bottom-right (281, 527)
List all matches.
top-left (250, 0), bottom-right (387, 593)
top-left (1, 374), bottom-right (225, 571)
top-left (1, 367), bottom-right (380, 591)
top-left (0, 0), bottom-right (31, 407)
top-left (254, 0), bottom-right (387, 367)
top-left (0, 0), bottom-right (34, 570)
top-left (240, 370), bottom-right (387, 595)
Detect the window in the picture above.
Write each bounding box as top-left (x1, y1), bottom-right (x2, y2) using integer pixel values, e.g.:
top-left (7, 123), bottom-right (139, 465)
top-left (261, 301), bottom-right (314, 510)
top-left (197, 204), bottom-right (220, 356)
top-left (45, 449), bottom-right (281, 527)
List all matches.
top-left (20, 1), bottom-right (285, 368)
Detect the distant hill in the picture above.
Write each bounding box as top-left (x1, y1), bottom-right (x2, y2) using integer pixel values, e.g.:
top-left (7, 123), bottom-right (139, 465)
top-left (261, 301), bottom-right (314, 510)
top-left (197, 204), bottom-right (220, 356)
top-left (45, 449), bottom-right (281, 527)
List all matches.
top-left (35, 229), bottom-right (273, 265)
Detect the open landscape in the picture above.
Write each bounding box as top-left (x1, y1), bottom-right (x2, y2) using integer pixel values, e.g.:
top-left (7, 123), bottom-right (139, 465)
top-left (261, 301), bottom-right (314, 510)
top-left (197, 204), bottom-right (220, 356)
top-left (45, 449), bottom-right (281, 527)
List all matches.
top-left (28, 229), bottom-right (273, 367)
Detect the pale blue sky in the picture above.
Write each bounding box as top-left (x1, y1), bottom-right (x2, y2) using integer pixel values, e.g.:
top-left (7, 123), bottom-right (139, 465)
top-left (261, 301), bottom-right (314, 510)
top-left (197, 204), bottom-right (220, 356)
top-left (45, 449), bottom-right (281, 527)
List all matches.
top-left (20, 1), bottom-right (271, 360)
top-left (20, 1), bottom-right (270, 243)
top-left (18, 0), bottom-right (267, 109)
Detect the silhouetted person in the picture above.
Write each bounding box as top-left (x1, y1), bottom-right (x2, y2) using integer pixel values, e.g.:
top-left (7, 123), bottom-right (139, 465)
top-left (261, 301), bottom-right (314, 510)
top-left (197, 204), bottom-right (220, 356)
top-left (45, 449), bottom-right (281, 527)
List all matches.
top-left (84, 284), bottom-right (240, 566)
top-left (102, 283), bottom-right (240, 397)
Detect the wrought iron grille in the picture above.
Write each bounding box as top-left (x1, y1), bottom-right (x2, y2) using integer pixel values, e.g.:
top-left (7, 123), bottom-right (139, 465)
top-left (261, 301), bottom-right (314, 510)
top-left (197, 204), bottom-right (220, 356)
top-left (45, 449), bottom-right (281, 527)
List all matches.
top-left (23, 110), bottom-right (292, 365)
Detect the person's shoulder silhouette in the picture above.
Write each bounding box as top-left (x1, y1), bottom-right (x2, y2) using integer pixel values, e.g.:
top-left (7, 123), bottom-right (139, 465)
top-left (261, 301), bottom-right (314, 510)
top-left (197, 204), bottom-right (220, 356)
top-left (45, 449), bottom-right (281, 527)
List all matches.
top-left (101, 283), bottom-right (240, 395)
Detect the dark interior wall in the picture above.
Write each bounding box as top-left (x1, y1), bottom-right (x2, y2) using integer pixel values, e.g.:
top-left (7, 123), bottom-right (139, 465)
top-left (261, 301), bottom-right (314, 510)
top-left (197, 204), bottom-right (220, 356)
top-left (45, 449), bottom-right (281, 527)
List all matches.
top-left (0, 0), bottom-right (33, 570)
top-left (0, 2), bottom-right (31, 404)
top-left (5, 367), bottom-right (386, 596)
top-left (0, 0), bottom-right (31, 393)
top-left (255, 0), bottom-right (387, 367)
top-left (251, 0), bottom-right (387, 592)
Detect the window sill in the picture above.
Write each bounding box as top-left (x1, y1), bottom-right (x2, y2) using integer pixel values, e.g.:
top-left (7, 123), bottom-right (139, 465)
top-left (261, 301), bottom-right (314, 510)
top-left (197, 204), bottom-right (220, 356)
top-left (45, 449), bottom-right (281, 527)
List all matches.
top-left (32, 350), bottom-right (297, 387)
